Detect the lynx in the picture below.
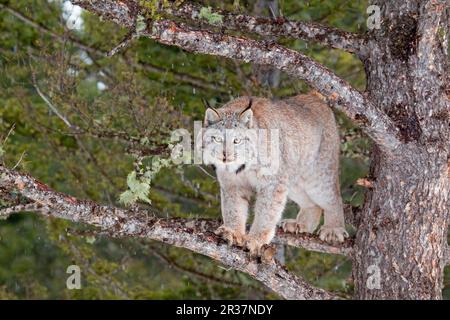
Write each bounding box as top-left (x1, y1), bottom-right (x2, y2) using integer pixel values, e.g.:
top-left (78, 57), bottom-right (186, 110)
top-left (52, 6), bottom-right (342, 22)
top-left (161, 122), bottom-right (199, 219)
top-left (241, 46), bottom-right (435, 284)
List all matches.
top-left (200, 94), bottom-right (348, 256)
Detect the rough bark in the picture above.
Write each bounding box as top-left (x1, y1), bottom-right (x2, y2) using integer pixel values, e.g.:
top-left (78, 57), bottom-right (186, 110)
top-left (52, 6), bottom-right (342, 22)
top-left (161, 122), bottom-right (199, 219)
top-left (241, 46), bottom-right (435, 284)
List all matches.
top-left (156, 1), bottom-right (366, 54)
top-left (0, 165), bottom-right (346, 300)
top-left (353, 0), bottom-right (449, 299)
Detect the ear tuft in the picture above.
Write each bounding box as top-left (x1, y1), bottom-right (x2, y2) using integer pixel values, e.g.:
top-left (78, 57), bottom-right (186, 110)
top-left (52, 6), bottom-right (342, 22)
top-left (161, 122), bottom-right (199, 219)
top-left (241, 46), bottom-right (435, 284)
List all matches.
top-left (204, 108), bottom-right (220, 126)
top-left (239, 108), bottom-right (253, 128)
top-left (239, 98), bottom-right (253, 128)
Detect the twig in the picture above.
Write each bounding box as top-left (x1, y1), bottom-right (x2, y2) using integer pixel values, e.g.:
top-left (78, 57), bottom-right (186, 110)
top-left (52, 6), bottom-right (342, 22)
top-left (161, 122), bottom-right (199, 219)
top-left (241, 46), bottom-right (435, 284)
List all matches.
top-left (1, 123), bottom-right (16, 144)
top-left (196, 165), bottom-right (217, 180)
top-left (106, 31), bottom-right (139, 57)
top-left (0, 203), bottom-right (49, 218)
top-left (29, 67), bottom-right (74, 129)
top-left (11, 151), bottom-right (26, 170)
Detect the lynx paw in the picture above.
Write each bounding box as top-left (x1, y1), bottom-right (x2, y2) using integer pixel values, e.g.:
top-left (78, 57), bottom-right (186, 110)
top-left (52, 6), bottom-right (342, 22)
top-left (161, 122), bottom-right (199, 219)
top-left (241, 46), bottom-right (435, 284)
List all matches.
top-left (318, 226), bottom-right (348, 243)
top-left (279, 219), bottom-right (314, 234)
top-left (214, 225), bottom-right (245, 247)
top-left (245, 236), bottom-right (266, 257)
top-left (244, 237), bottom-right (276, 263)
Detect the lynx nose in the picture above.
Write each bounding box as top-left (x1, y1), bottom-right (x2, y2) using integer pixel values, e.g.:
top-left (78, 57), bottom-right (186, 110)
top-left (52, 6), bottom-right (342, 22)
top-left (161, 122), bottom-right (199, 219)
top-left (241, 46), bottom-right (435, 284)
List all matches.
top-left (222, 150), bottom-right (235, 163)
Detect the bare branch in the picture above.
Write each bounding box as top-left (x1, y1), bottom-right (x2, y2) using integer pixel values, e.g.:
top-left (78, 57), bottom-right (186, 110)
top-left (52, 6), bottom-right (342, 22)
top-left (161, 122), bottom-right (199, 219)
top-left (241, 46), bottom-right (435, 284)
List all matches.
top-left (160, 2), bottom-right (366, 55)
top-left (0, 203), bottom-right (49, 218)
top-left (274, 230), bottom-right (353, 257)
top-left (106, 31), bottom-right (139, 57)
top-left (71, 0), bottom-right (401, 151)
top-left (32, 81), bottom-right (74, 129)
top-left (0, 165), bottom-right (340, 300)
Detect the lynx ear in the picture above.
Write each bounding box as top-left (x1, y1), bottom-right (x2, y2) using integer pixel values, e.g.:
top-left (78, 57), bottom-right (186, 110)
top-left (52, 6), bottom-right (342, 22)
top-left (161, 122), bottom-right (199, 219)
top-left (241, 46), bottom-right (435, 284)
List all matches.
top-left (204, 108), bottom-right (220, 126)
top-left (239, 98), bottom-right (253, 128)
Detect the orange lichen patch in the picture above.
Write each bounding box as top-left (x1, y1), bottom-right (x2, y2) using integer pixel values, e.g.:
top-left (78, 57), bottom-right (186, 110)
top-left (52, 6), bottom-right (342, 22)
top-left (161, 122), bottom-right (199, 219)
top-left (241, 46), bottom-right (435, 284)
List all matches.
top-left (65, 195), bottom-right (78, 204)
top-left (168, 22), bottom-right (179, 33)
top-left (15, 179), bottom-right (25, 190)
top-left (34, 180), bottom-right (52, 191)
top-left (329, 92), bottom-right (339, 101)
top-left (311, 90), bottom-right (326, 101)
top-left (356, 178), bottom-right (374, 188)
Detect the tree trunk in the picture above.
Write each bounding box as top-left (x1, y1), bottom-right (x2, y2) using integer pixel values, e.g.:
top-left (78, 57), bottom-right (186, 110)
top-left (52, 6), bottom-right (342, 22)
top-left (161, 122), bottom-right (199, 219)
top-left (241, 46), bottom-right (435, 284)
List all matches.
top-left (353, 0), bottom-right (449, 299)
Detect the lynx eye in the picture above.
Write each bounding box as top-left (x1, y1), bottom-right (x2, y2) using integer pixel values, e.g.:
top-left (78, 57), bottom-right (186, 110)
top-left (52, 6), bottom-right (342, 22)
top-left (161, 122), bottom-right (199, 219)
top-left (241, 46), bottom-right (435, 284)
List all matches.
top-left (233, 138), bottom-right (242, 145)
top-left (212, 136), bottom-right (223, 143)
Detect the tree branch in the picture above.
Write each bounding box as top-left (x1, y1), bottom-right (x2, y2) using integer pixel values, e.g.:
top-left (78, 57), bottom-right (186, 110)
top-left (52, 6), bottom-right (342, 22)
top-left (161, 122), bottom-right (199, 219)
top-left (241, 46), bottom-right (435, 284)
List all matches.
top-left (0, 165), bottom-right (341, 299)
top-left (159, 1), bottom-right (366, 55)
top-left (71, 0), bottom-right (401, 151)
top-left (274, 230), bottom-right (353, 257)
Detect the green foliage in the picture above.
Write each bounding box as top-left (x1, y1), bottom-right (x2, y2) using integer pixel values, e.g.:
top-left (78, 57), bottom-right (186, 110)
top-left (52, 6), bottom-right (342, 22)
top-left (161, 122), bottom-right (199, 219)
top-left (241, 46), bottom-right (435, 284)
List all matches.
top-left (120, 171), bottom-right (152, 205)
top-left (199, 7), bottom-right (223, 25)
top-left (139, 0), bottom-right (171, 20)
top-left (0, 125), bottom-right (14, 160)
top-left (135, 15), bottom-right (147, 34)
top-left (120, 156), bottom-right (174, 206)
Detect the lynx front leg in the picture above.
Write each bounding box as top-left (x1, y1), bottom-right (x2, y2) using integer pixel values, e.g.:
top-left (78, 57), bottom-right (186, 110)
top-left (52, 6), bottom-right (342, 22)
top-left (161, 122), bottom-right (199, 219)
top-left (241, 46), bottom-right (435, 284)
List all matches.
top-left (246, 179), bottom-right (288, 256)
top-left (215, 187), bottom-right (249, 247)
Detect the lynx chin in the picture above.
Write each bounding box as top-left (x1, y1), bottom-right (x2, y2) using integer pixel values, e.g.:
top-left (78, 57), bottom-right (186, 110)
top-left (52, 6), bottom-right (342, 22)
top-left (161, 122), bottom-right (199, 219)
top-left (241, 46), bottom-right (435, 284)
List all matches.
top-left (200, 94), bottom-right (348, 256)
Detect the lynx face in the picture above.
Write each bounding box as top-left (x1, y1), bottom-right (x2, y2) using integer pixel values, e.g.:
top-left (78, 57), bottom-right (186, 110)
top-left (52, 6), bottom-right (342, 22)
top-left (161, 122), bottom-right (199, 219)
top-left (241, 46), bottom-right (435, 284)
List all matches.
top-left (201, 100), bottom-right (257, 173)
top-left (202, 127), bottom-right (258, 173)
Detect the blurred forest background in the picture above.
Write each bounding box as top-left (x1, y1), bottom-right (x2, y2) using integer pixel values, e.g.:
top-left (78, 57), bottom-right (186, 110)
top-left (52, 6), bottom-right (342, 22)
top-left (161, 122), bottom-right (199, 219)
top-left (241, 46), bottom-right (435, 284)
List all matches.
top-left (0, 0), bottom-right (448, 299)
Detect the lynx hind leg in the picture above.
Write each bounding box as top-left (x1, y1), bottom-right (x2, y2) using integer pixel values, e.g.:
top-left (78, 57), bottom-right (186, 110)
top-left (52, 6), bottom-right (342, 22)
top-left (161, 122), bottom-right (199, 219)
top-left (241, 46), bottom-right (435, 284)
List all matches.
top-left (307, 189), bottom-right (348, 243)
top-left (297, 206), bottom-right (322, 233)
top-left (281, 187), bottom-right (320, 234)
top-left (280, 206), bottom-right (322, 234)
top-left (316, 201), bottom-right (348, 243)
top-left (318, 224), bottom-right (348, 243)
